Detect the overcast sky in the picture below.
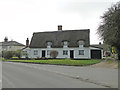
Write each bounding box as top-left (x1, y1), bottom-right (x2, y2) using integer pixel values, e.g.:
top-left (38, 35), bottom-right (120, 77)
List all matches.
top-left (0, 0), bottom-right (119, 45)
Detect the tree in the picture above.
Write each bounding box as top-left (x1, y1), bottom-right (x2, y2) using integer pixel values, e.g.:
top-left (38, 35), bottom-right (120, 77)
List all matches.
top-left (14, 50), bottom-right (22, 59)
top-left (50, 50), bottom-right (58, 58)
top-left (97, 2), bottom-right (120, 60)
top-left (2, 51), bottom-right (14, 59)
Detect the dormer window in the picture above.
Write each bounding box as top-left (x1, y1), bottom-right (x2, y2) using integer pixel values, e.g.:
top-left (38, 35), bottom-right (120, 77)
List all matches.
top-left (78, 40), bottom-right (85, 47)
top-left (47, 42), bottom-right (52, 48)
top-left (63, 41), bottom-right (68, 48)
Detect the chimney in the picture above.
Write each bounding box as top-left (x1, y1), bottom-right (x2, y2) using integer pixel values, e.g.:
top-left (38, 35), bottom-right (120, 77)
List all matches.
top-left (58, 25), bottom-right (62, 31)
top-left (4, 37), bottom-right (8, 42)
top-left (26, 38), bottom-right (29, 47)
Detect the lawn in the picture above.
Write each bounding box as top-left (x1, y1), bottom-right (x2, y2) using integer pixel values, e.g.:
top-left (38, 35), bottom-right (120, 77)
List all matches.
top-left (3, 59), bottom-right (101, 66)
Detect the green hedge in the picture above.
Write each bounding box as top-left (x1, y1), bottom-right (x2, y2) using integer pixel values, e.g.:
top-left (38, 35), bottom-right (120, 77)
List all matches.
top-left (5, 59), bottom-right (101, 66)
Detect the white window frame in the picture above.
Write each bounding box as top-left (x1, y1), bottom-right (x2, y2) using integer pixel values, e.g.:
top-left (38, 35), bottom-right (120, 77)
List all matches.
top-left (79, 50), bottom-right (84, 55)
top-left (47, 42), bottom-right (52, 48)
top-left (63, 41), bottom-right (68, 47)
top-left (34, 50), bottom-right (38, 55)
top-left (63, 50), bottom-right (68, 55)
top-left (47, 50), bottom-right (51, 55)
top-left (78, 40), bottom-right (85, 47)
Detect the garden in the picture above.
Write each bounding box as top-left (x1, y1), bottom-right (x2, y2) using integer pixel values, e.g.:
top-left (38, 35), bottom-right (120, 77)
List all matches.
top-left (2, 50), bottom-right (101, 66)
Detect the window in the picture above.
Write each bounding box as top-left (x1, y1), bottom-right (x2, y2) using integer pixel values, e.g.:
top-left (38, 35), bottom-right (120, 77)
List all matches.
top-left (47, 50), bottom-right (51, 55)
top-left (34, 50), bottom-right (38, 55)
top-left (63, 50), bottom-right (68, 55)
top-left (47, 42), bottom-right (52, 46)
top-left (63, 41), bottom-right (68, 45)
top-left (24, 51), bottom-right (27, 53)
top-left (79, 50), bottom-right (84, 55)
top-left (78, 40), bottom-right (84, 45)
top-left (63, 41), bottom-right (68, 47)
top-left (47, 42), bottom-right (52, 48)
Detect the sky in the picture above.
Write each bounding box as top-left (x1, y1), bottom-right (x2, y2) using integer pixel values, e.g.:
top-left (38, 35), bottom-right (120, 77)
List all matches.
top-left (0, 0), bottom-right (119, 45)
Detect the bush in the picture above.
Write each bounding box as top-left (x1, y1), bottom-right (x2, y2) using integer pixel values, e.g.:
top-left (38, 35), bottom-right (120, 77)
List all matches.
top-left (2, 51), bottom-right (14, 59)
top-left (2, 50), bottom-right (22, 59)
top-left (14, 50), bottom-right (22, 59)
top-left (50, 50), bottom-right (58, 58)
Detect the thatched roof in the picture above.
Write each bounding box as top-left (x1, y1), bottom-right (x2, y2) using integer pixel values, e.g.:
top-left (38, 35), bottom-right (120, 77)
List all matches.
top-left (30, 29), bottom-right (90, 48)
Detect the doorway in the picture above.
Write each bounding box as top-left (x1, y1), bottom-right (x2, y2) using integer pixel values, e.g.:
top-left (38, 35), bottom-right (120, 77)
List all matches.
top-left (42, 50), bottom-right (46, 57)
top-left (70, 50), bottom-right (74, 59)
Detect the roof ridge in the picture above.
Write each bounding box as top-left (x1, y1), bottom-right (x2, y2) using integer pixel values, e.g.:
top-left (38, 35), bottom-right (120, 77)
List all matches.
top-left (34, 29), bottom-right (90, 34)
top-left (1, 41), bottom-right (25, 46)
top-left (30, 29), bottom-right (90, 48)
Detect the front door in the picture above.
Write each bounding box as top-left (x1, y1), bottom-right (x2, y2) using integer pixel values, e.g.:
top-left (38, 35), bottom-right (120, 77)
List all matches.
top-left (42, 50), bottom-right (46, 57)
top-left (70, 50), bottom-right (74, 59)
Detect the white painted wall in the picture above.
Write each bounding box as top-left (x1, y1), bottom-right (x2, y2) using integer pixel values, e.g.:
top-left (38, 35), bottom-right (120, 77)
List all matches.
top-left (1, 45), bottom-right (25, 51)
top-left (22, 46), bottom-right (103, 59)
top-left (7, 46), bottom-right (25, 51)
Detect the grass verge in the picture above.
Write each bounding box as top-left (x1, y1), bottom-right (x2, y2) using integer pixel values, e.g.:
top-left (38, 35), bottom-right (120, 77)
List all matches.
top-left (3, 59), bottom-right (101, 66)
top-left (118, 60), bottom-right (120, 68)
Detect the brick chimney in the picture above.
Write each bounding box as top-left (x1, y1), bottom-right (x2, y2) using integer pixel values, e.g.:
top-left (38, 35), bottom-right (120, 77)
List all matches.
top-left (4, 37), bottom-right (8, 42)
top-left (26, 38), bottom-right (29, 47)
top-left (58, 25), bottom-right (62, 31)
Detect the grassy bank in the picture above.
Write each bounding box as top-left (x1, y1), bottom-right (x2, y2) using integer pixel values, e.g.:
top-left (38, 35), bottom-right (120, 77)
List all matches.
top-left (3, 59), bottom-right (101, 66)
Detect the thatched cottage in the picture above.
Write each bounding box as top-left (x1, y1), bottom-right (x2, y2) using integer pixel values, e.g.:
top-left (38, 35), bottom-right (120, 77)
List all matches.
top-left (22, 25), bottom-right (103, 59)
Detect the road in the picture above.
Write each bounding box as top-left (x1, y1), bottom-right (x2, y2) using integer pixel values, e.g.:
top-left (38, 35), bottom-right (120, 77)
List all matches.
top-left (2, 62), bottom-right (118, 88)
top-left (0, 45), bottom-right (2, 89)
top-left (0, 61), bottom-right (2, 90)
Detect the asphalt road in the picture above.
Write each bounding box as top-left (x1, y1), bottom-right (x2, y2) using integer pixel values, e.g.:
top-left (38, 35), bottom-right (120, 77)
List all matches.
top-left (2, 62), bottom-right (118, 88)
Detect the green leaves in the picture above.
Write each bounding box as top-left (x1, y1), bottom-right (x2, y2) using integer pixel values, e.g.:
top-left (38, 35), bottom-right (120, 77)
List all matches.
top-left (2, 50), bottom-right (22, 59)
top-left (97, 2), bottom-right (120, 60)
top-left (2, 51), bottom-right (14, 59)
top-left (98, 2), bottom-right (120, 44)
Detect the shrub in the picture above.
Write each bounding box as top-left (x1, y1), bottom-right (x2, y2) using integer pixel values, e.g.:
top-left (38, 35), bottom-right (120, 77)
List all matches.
top-left (2, 50), bottom-right (23, 59)
top-left (50, 50), bottom-right (58, 58)
top-left (2, 51), bottom-right (14, 59)
top-left (22, 51), bottom-right (28, 59)
top-left (41, 57), bottom-right (46, 60)
top-left (14, 50), bottom-right (22, 59)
